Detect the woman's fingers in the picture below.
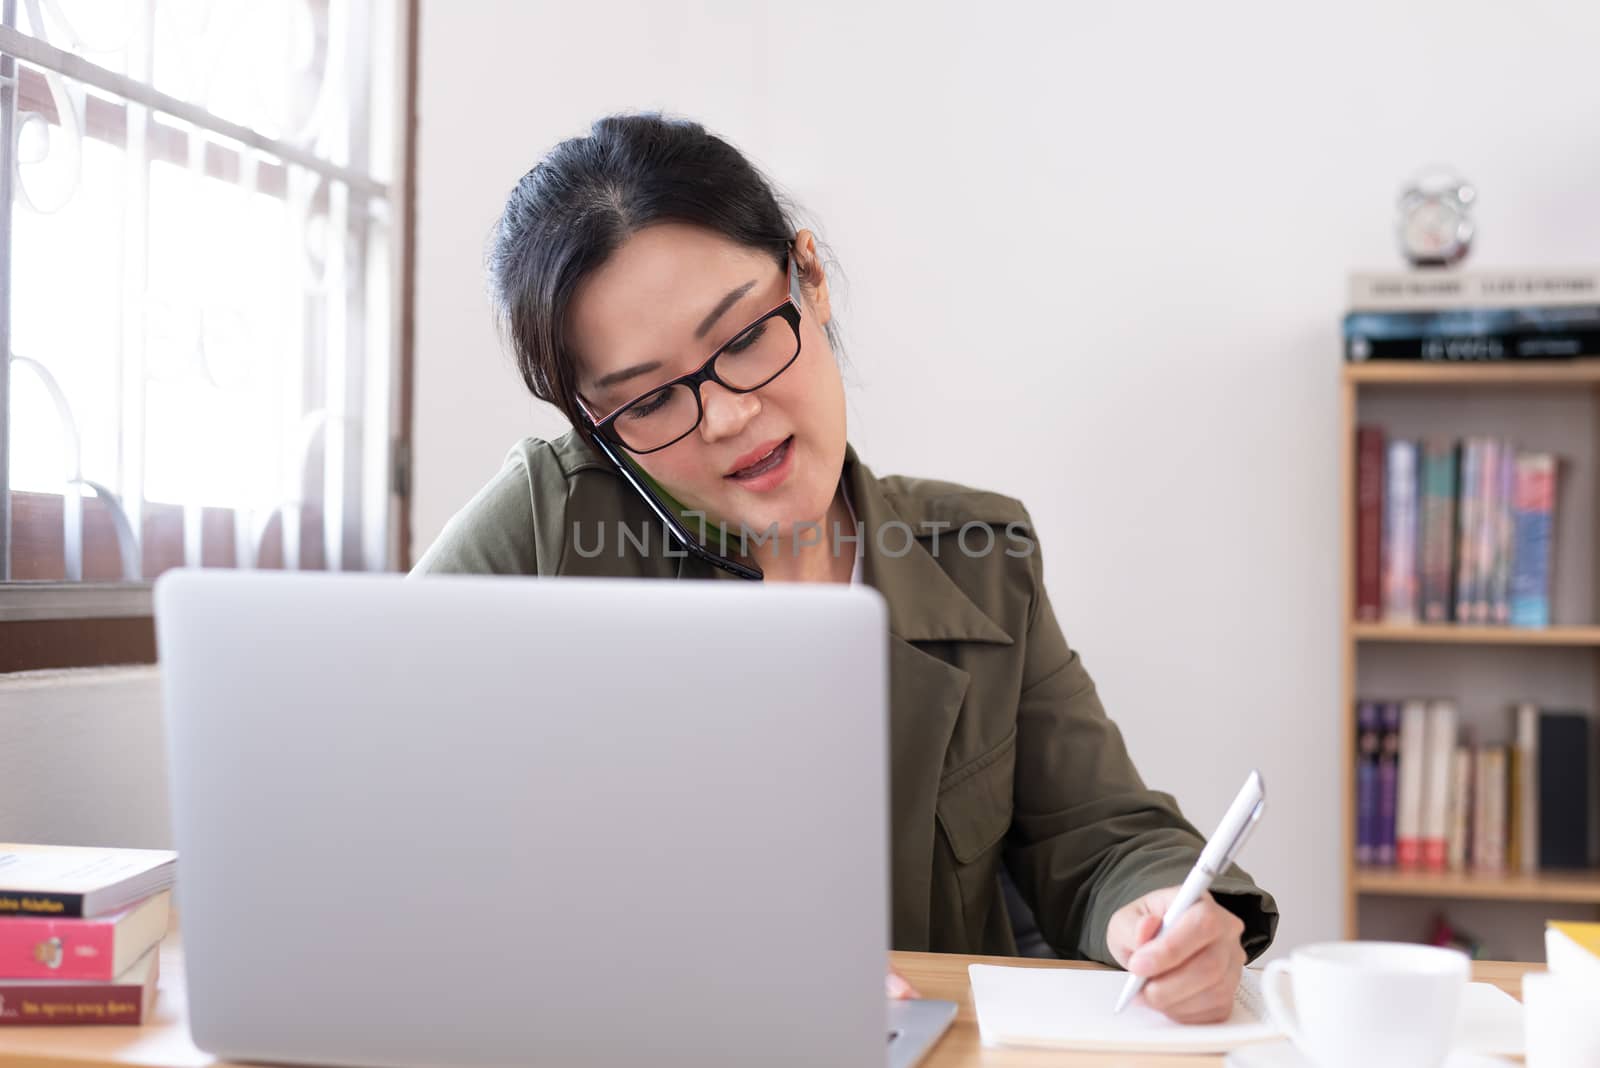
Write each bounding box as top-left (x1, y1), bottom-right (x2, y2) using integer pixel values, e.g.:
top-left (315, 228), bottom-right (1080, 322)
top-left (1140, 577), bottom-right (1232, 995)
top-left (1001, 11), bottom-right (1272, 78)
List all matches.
top-left (1139, 938), bottom-right (1245, 1017)
top-left (886, 966), bottom-right (919, 999)
top-left (1129, 898), bottom-right (1244, 978)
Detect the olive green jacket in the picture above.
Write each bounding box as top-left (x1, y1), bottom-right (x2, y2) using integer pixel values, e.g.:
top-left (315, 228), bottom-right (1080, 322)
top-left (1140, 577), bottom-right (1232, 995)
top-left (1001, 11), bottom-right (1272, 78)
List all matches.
top-left (412, 432), bottom-right (1279, 964)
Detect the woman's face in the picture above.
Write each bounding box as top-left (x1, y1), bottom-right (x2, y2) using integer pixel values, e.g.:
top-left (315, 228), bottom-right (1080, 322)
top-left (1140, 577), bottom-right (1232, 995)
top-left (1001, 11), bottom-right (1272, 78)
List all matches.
top-left (567, 222), bottom-right (847, 541)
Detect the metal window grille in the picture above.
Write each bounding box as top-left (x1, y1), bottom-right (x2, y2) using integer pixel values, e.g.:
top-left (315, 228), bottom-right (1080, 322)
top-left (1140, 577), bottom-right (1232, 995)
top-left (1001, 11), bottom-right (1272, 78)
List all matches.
top-left (1, 0), bottom-right (403, 590)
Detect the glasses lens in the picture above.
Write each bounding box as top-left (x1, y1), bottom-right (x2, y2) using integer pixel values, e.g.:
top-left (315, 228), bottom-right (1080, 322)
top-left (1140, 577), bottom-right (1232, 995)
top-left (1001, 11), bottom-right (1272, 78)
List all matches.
top-left (612, 381), bottom-right (699, 452)
top-left (712, 314), bottom-right (800, 391)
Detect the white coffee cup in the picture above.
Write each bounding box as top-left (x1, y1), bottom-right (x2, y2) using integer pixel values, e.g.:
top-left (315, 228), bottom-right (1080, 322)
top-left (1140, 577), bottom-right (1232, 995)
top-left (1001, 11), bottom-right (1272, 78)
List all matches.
top-left (1524, 971), bottom-right (1600, 1068)
top-left (1262, 941), bottom-right (1469, 1068)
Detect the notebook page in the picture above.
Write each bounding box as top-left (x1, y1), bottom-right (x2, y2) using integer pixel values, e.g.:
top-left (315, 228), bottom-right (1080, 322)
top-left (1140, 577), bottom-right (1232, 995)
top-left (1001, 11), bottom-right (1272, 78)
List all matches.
top-left (968, 965), bottom-right (1282, 1054)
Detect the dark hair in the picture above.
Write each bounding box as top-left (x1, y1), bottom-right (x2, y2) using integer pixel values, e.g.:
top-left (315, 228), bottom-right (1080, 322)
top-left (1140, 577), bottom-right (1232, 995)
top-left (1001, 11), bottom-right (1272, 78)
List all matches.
top-left (487, 112), bottom-right (841, 442)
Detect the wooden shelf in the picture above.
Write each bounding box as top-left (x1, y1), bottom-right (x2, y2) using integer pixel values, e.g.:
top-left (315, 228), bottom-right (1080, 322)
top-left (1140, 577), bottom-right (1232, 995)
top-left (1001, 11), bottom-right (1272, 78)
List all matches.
top-left (1351, 622), bottom-right (1600, 647)
top-left (1338, 324), bottom-right (1600, 947)
top-left (1343, 360), bottom-right (1600, 386)
top-left (1354, 866), bottom-right (1600, 904)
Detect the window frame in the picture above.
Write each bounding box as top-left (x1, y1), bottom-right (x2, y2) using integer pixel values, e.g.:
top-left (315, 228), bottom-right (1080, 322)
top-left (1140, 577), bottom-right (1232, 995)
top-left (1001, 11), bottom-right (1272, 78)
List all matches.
top-left (0, 0), bottom-right (420, 657)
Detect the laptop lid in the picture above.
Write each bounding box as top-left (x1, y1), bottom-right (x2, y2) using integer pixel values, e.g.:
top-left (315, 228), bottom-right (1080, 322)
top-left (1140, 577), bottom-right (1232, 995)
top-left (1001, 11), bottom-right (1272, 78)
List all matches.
top-left (157, 570), bottom-right (889, 1068)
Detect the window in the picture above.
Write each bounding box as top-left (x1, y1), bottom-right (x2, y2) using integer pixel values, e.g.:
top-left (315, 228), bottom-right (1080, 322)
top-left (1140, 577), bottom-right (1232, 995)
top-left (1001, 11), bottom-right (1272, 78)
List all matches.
top-left (1, 0), bottom-right (413, 628)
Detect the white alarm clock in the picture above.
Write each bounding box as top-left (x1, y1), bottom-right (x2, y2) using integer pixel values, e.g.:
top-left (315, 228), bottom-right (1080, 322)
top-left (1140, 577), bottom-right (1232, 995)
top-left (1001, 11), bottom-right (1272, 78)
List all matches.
top-left (1397, 171), bottom-right (1476, 268)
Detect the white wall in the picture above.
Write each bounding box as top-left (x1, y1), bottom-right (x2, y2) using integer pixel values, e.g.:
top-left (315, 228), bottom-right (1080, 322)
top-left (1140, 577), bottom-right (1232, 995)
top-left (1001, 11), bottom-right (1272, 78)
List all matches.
top-left (0, 668), bottom-right (170, 849)
top-left (413, 0), bottom-right (1600, 958)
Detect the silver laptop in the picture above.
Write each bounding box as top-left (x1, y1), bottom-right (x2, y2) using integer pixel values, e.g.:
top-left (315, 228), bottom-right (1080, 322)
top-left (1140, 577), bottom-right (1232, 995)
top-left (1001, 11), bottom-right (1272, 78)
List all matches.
top-left (156, 570), bottom-right (954, 1068)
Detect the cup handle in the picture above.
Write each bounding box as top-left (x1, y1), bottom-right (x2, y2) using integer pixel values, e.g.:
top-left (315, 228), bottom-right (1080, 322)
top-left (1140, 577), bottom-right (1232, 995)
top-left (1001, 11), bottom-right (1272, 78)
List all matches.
top-left (1262, 959), bottom-right (1308, 1050)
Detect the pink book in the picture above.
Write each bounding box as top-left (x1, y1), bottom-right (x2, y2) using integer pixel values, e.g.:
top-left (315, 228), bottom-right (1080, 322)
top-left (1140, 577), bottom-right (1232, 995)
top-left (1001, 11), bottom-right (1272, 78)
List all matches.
top-left (0, 891), bottom-right (169, 981)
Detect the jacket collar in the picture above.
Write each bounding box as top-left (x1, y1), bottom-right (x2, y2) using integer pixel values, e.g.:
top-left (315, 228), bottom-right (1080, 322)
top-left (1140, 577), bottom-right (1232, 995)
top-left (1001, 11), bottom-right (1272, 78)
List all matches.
top-left (653, 436), bottom-right (1008, 646)
top-left (842, 443), bottom-right (1012, 646)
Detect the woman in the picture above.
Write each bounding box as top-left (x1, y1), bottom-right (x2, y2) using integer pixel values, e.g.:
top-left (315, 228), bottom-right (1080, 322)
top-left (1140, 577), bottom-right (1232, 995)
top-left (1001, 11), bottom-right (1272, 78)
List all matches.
top-left (415, 113), bottom-right (1278, 1023)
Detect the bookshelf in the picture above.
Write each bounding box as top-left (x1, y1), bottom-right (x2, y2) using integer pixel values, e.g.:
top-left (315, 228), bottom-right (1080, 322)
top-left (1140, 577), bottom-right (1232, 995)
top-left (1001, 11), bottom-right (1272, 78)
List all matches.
top-left (1353, 866), bottom-right (1600, 905)
top-left (1339, 359), bottom-right (1600, 954)
top-left (1352, 622), bottom-right (1600, 647)
top-left (1345, 363), bottom-right (1600, 387)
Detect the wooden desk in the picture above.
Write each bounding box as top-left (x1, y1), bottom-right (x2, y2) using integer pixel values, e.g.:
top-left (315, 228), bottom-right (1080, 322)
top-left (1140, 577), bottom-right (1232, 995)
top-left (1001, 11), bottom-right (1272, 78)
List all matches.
top-left (0, 941), bottom-right (1537, 1068)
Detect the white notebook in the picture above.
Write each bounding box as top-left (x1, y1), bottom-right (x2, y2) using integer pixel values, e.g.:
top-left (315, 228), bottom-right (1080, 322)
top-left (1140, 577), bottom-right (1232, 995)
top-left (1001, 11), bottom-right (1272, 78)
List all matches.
top-left (970, 964), bottom-right (1527, 1059)
top-left (968, 964), bottom-right (1280, 1054)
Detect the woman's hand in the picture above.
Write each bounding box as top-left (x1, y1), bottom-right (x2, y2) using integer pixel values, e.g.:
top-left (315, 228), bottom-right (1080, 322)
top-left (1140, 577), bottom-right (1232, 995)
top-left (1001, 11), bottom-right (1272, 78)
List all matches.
top-left (886, 964), bottom-right (920, 999)
top-left (1105, 887), bottom-right (1246, 1024)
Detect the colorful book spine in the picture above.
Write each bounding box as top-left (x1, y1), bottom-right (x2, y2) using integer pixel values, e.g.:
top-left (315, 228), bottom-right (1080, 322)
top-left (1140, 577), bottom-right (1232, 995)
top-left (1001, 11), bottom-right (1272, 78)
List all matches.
top-left (0, 892), bottom-right (169, 981)
top-left (1453, 440), bottom-right (1479, 623)
top-left (0, 949), bottom-right (158, 1026)
top-left (1473, 438), bottom-right (1499, 623)
top-left (1381, 440), bottom-right (1419, 623)
top-left (1421, 700), bottom-right (1457, 871)
top-left (1492, 441), bottom-right (1516, 624)
top-left (1446, 745), bottom-right (1472, 871)
top-left (1515, 703), bottom-right (1540, 873)
top-left (1508, 730), bottom-right (1522, 872)
top-left (1419, 440), bottom-right (1457, 622)
top-left (1396, 699), bottom-right (1429, 869)
top-left (1510, 454), bottom-right (1556, 628)
top-left (1484, 746), bottom-right (1508, 873)
top-left (1342, 305), bottom-right (1600, 361)
top-left (1346, 330), bottom-right (1600, 362)
top-left (1355, 427), bottom-right (1385, 622)
top-left (1356, 702), bottom-right (1381, 865)
top-left (1376, 702), bottom-right (1401, 866)
top-left (1471, 747), bottom-right (1491, 873)
top-left (1471, 746), bottom-right (1509, 874)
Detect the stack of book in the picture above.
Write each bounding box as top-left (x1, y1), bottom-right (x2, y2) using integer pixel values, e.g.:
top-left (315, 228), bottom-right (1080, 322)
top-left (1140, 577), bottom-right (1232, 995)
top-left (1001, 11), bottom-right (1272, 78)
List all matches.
top-left (1345, 267), bottom-right (1600, 363)
top-left (1355, 428), bottom-right (1559, 626)
top-left (0, 844), bottom-right (176, 1026)
top-left (1354, 701), bottom-right (1593, 874)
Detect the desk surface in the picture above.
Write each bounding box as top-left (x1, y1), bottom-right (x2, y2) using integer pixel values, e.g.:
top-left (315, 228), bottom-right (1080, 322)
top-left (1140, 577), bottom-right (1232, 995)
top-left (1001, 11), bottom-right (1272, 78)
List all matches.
top-left (0, 940), bottom-right (1537, 1068)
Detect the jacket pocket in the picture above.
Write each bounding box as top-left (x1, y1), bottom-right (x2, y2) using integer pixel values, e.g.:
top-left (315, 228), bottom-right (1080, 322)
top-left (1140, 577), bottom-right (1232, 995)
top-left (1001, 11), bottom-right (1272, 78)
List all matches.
top-left (935, 728), bottom-right (1017, 863)
top-left (934, 728), bottom-right (1018, 951)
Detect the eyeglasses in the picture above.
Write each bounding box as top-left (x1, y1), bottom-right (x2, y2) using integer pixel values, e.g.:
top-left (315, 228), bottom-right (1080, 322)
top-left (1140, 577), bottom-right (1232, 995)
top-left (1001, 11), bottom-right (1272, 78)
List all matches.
top-left (579, 247), bottom-right (804, 454)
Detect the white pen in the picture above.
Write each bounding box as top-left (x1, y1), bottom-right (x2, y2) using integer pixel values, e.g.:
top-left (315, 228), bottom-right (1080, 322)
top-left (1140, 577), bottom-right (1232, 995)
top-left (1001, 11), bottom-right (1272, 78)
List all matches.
top-left (1112, 770), bottom-right (1266, 1015)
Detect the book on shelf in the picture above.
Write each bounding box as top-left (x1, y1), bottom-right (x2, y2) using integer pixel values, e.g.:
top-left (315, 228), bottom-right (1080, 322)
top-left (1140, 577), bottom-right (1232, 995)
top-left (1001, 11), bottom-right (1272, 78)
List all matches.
top-left (1355, 702), bottom-right (1381, 865)
top-left (1538, 711), bottom-right (1591, 870)
top-left (1354, 700), bottom-right (1591, 875)
top-left (1353, 426), bottom-right (1560, 628)
top-left (1472, 746), bottom-right (1508, 874)
top-left (1348, 268), bottom-right (1600, 312)
top-left (1380, 441), bottom-right (1420, 624)
top-left (1507, 731), bottom-right (1522, 872)
top-left (0, 946), bottom-right (159, 1026)
top-left (1514, 703), bottom-right (1540, 873)
top-left (1480, 438), bottom-right (1510, 622)
top-left (1420, 700), bottom-right (1457, 871)
top-left (1511, 453), bottom-right (1557, 627)
top-left (1484, 438), bottom-right (1514, 622)
top-left (1465, 441), bottom-right (1491, 626)
top-left (0, 845), bottom-right (175, 920)
top-left (1395, 699), bottom-right (1428, 869)
top-left (1418, 440), bottom-right (1457, 622)
top-left (1375, 702), bottom-right (1400, 866)
top-left (1355, 427), bottom-right (1385, 621)
top-left (0, 890), bottom-right (169, 982)
top-left (1343, 305), bottom-right (1600, 362)
top-left (1445, 744), bottom-right (1472, 872)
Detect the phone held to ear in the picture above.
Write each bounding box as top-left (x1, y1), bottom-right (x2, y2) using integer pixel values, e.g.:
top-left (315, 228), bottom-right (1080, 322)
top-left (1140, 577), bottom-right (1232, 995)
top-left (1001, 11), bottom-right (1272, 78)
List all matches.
top-left (589, 432), bottom-right (764, 581)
